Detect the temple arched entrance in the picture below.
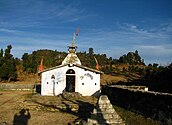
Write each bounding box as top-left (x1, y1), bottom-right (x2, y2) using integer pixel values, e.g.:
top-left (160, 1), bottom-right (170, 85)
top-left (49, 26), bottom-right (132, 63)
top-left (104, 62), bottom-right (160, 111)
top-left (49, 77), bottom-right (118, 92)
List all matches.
top-left (66, 69), bottom-right (75, 92)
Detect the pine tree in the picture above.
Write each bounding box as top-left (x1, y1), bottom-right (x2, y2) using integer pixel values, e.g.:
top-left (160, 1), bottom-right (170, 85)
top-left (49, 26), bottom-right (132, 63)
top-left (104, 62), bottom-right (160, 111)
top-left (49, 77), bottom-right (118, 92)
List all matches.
top-left (0, 45), bottom-right (17, 81)
top-left (0, 49), bottom-right (4, 66)
top-left (4, 45), bottom-right (12, 60)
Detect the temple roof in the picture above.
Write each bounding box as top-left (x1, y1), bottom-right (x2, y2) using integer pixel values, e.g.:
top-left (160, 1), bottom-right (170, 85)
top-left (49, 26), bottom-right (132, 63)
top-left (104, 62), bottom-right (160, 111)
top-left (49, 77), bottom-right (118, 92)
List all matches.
top-left (62, 35), bottom-right (81, 65)
top-left (40, 63), bottom-right (103, 74)
top-left (62, 52), bottom-right (81, 65)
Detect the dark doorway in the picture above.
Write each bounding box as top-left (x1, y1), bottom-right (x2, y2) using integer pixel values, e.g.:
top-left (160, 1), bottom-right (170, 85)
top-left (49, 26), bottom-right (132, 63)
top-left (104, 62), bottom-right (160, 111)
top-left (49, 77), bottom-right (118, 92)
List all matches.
top-left (66, 69), bottom-right (75, 92)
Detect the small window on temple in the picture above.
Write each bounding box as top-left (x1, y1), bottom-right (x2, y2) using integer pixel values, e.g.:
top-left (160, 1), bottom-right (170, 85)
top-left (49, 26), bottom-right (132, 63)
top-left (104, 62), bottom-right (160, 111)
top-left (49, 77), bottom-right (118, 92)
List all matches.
top-left (47, 82), bottom-right (49, 84)
top-left (82, 83), bottom-right (84, 85)
top-left (95, 83), bottom-right (97, 85)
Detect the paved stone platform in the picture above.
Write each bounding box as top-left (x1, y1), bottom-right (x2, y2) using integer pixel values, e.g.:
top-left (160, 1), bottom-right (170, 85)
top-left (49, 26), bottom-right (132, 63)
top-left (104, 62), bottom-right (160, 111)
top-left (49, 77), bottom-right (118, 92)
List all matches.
top-left (87, 95), bottom-right (125, 125)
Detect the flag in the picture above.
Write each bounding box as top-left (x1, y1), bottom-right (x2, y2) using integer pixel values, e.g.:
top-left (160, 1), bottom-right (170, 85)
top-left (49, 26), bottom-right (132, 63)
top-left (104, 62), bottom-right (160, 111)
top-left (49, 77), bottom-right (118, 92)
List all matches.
top-left (75, 28), bottom-right (80, 36)
top-left (94, 56), bottom-right (99, 70)
top-left (72, 28), bottom-right (80, 44)
top-left (96, 64), bottom-right (99, 70)
top-left (75, 31), bottom-right (78, 36)
top-left (39, 57), bottom-right (44, 72)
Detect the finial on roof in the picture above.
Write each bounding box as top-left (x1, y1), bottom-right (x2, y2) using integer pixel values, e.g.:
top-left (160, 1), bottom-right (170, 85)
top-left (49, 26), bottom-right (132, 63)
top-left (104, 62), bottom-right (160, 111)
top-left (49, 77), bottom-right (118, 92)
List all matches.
top-left (68, 28), bottom-right (80, 53)
top-left (72, 39), bottom-right (75, 47)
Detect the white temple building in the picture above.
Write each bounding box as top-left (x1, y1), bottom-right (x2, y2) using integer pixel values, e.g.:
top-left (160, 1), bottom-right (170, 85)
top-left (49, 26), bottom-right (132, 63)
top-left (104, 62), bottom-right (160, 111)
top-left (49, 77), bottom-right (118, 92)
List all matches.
top-left (40, 34), bottom-right (103, 96)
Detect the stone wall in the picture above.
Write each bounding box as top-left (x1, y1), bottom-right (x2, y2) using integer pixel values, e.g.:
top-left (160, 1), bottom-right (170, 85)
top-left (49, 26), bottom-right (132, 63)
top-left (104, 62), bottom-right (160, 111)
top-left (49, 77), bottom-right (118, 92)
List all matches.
top-left (102, 85), bottom-right (172, 125)
top-left (0, 83), bottom-right (35, 90)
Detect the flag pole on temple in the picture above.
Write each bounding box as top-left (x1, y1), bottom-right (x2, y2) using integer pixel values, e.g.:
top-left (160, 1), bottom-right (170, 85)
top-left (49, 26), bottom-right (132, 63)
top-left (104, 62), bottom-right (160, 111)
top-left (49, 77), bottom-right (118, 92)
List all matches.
top-left (72, 28), bottom-right (80, 45)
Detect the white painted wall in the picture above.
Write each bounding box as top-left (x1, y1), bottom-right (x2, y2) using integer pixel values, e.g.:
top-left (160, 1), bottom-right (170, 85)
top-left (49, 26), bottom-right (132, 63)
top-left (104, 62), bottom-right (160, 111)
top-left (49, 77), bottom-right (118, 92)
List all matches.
top-left (75, 68), bottom-right (100, 96)
top-left (41, 65), bottom-right (100, 96)
top-left (41, 66), bottom-right (67, 96)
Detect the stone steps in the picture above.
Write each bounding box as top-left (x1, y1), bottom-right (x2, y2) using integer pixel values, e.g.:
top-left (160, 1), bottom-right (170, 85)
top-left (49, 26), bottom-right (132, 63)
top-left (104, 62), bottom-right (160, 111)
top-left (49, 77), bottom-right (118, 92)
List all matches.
top-left (86, 95), bottom-right (125, 125)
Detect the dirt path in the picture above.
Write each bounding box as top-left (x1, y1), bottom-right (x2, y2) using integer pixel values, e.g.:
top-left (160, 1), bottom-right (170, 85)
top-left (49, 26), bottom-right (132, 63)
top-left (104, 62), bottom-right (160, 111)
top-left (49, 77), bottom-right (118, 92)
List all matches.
top-left (0, 91), bottom-right (97, 125)
top-left (0, 91), bottom-right (25, 125)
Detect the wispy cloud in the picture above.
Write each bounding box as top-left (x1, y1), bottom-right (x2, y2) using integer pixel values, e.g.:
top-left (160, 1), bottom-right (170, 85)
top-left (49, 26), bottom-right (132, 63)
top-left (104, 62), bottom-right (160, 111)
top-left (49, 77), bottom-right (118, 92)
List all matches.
top-left (1, 36), bottom-right (69, 58)
top-left (0, 0), bottom-right (87, 28)
top-left (0, 0), bottom-right (171, 64)
top-left (135, 45), bottom-right (172, 65)
top-left (136, 45), bottom-right (172, 56)
top-left (118, 23), bottom-right (165, 40)
top-left (78, 21), bottom-right (172, 64)
top-left (1, 20), bottom-right (172, 65)
top-left (0, 28), bottom-right (22, 33)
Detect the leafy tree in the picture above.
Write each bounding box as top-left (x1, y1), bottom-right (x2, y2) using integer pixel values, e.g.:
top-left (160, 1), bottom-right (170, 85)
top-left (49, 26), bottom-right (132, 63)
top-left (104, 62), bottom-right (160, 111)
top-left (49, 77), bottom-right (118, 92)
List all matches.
top-left (4, 45), bottom-right (13, 60)
top-left (22, 53), bottom-right (29, 71)
top-left (87, 48), bottom-right (95, 68)
top-left (0, 45), bottom-right (17, 81)
top-left (21, 49), bottom-right (67, 73)
top-left (6, 60), bottom-right (17, 81)
top-left (20, 48), bottom-right (146, 75)
top-left (0, 49), bottom-right (3, 58)
top-left (148, 64), bottom-right (152, 67)
top-left (0, 49), bottom-right (4, 66)
top-left (88, 47), bottom-right (94, 58)
top-left (118, 50), bottom-right (144, 65)
top-left (109, 62), bottom-right (113, 74)
top-left (0, 63), bottom-right (8, 80)
top-left (153, 63), bottom-right (158, 68)
top-left (134, 50), bottom-right (142, 64)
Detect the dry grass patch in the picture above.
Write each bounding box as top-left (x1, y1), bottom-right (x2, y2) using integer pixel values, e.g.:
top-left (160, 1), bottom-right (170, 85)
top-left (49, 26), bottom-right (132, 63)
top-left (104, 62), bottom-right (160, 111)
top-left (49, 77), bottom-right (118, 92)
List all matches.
top-left (101, 74), bottom-right (127, 85)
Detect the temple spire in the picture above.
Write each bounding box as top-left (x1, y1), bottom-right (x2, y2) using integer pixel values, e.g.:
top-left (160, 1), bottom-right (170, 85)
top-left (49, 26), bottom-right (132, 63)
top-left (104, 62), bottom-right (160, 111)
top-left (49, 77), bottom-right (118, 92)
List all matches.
top-left (72, 41), bottom-right (75, 47)
top-left (68, 28), bottom-right (80, 53)
top-left (62, 28), bottom-right (82, 65)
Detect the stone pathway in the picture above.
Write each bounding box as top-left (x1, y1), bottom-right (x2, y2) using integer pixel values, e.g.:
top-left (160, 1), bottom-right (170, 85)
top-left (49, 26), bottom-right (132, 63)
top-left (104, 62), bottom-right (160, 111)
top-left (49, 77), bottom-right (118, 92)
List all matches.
top-left (87, 95), bottom-right (125, 125)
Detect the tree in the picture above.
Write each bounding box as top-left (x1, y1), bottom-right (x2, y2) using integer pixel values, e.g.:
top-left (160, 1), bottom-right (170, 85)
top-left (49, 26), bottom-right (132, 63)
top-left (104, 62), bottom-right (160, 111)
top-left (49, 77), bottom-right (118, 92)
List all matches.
top-left (0, 63), bottom-right (8, 80)
top-left (22, 52), bottom-right (36, 73)
top-left (110, 62), bottom-right (113, 74)
top-left (6, 60), bottom-right (17, 81)
top-left (4, 45), bottom-right (13, 60)
top-left (148, 64), bottom-right (152, 67)
top-left (0, 49), bottom-right (3, 58)
top-left (153, 63), bottom-right (158, 68)
top-left (88, 48), bottom-right (95, 68)
top-left (0, 49), bottom-right (4, 66)
top-left (21, 49), bottom-right (68, 73)
top-left (118, 50), bottom-right (144, 65)
top-left (119, 54), bottom-right (127, 63)
top-left (88, 48), bottom-right (94, 58)
top-left (0, 45), bottom-right (17, 81)
top-left (134, 50), bottom-right (142, 64)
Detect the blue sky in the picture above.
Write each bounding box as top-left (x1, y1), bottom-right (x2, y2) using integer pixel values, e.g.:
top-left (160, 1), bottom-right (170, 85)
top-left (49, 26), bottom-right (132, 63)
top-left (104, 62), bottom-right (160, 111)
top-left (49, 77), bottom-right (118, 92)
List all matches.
top-left (0, 0), bottom-right (172, 65)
